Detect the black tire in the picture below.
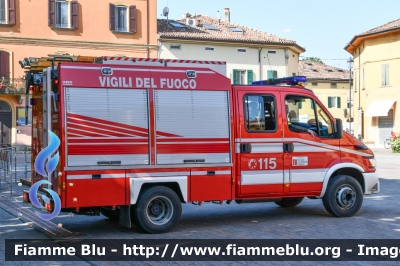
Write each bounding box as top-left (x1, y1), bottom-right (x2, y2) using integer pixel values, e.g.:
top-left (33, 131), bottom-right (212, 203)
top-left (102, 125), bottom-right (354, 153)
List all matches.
top-left (275, 197), bottom-right (304, 208)
top-left (322, 175), bottom-right (363, 217)
top-left (100, 207), bottom-right (119, 221)
top-left (132, 186), bottom-right (182, 234)
top-left (384, 140), bottom-right (391, 149)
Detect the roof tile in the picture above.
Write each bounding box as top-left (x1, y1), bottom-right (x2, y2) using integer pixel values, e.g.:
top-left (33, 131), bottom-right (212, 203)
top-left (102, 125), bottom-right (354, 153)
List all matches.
top-left (358, 18), bottom-right (400, 36)
top-left (299, 60), bottom-right (350, 80)
top-left (158, 15), bottom-right (305, 49)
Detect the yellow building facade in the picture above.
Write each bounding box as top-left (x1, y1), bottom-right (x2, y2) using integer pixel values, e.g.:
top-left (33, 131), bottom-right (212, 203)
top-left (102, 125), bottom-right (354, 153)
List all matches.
top-left (299, 60), bottom-right (351, 131)
top-left (345, 18), bottom-right (400, 146)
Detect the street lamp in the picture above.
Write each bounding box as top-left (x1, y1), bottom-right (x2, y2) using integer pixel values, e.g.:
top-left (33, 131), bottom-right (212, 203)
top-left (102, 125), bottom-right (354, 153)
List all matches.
top-left (347, 57), bottom-right (354, 135)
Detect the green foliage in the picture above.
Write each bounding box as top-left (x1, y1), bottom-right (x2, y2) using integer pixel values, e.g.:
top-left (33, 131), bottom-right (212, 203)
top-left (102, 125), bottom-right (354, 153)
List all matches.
top-left (303, 57), bottom-right (324, 64)
top-left (391, 133), bottom-right (400, 153)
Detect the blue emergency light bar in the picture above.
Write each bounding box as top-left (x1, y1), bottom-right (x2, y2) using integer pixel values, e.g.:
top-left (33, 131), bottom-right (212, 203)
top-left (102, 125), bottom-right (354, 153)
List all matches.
top-left (252, 76), bottom-right (306, 86)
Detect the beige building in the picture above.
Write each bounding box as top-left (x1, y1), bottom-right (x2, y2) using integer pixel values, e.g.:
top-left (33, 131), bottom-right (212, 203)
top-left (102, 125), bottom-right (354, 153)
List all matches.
top-left (158, 9), bottom-right (305, 84)
top-left (345, 18), bottom-right (400, 146)
top-left (299, 60), bottom-right (351, 131)
top-left (0, 0), bottom-right (158, 146)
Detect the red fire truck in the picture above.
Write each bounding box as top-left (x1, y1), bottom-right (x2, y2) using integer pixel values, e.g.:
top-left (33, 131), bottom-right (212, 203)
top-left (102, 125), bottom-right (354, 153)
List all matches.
top-left (23, 56), bottom-right (379, 233)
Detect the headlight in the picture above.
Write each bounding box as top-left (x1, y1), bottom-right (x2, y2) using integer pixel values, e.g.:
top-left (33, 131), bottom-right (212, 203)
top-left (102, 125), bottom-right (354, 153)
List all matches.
top-left (369, 158), bottom-right (377, 168)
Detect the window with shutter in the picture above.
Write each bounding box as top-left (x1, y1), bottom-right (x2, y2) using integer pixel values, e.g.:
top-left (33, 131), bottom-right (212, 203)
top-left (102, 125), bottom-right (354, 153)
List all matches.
top-left (109, 4), bottom-right (115, 31)
top-left (362, 68), bottom-right (364, 89)
top-left (0, 0), bottom-right (5, 24)
top-left (129, 5), bottom-right (136, 33)
top-left (0, 51), bottom-right (10, 79)
top-left (247, 70), bottom-right (253, 85)
top-left (70, 0), bottom-right (78, 29)
top-left (354, 71), bottom-right (357, 91)
top-left (8, 0), bottom-right (15, 25)
top-left (109, 4), bottom-right (132, 33)
top-left (55, 0), bottom-right (69, 28)
top-left (0, 0), bottom-right (13, 25)
top-left (381, 64), bottom-right (389, 87)
top-left (267, 70), bottom-right (277, 79)
top-left (48, 0), bottom-right (55, 27)
top-left (385, 64), bottom-right (390, 86)
top-left (232, 69), bottom-right (237, 84)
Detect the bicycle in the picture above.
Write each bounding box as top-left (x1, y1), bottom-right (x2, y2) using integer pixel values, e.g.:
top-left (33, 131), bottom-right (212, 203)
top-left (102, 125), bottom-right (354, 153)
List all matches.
top-left (384, 138), bottom-right (391, 149)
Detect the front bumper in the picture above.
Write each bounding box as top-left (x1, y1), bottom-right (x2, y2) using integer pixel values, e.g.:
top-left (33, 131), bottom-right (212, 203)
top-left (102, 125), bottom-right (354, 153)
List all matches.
top-left (363, 172), bottom-right (380, 194)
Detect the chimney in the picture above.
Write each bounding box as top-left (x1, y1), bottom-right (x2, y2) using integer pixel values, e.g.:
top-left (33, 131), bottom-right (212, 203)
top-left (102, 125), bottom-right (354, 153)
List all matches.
top-left (224, 8), bottom-right (230, 22)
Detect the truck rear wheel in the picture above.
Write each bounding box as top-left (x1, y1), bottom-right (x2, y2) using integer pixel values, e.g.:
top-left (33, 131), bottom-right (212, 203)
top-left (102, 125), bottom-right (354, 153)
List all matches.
top-left (275, 197), bottom-right (304, 208)
top-left (132, 186), bottom-right (182, 234)
top-left (100, 207), bottom-right (120, 221)
top-left (322, 175), bottom-right (363, 217)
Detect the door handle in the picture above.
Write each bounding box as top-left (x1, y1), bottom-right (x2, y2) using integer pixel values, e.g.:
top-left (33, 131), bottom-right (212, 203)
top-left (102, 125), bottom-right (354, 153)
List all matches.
top-left (283, 143), bottom-right (294, 153)
top-left (241, 144), bottom-right (252, 153)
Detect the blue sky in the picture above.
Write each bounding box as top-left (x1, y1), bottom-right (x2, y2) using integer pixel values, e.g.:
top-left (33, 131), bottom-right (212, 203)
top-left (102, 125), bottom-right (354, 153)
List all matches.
top-left (157, 0), bottom-right (400, 69)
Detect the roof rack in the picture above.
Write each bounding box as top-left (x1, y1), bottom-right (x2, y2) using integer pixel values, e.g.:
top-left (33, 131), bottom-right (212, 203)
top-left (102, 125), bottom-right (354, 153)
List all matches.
top-left (252, 76), bottom-right (306, 86)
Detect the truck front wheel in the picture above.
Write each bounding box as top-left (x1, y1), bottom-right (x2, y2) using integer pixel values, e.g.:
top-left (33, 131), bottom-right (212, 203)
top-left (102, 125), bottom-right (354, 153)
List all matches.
top-left (322, 175), bottom-right (363, 217)
top-left (132, 186), bottom-right (182, 234)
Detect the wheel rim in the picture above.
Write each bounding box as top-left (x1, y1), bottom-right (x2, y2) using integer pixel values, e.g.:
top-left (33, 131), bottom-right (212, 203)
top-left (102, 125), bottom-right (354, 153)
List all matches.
top-left (146, 196), bottom-right (174, 225)
top-left (335, 184), bottom-right (357, 210)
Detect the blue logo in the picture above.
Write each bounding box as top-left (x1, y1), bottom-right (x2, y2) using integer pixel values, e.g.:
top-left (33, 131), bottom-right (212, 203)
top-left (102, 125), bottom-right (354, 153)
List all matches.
top-left (29, 130), bottom-right (61, 221)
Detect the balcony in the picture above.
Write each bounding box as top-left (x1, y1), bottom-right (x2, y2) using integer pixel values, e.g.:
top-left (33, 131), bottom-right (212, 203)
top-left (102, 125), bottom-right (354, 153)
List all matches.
top-left (0, 78), bottom-right (26, 95)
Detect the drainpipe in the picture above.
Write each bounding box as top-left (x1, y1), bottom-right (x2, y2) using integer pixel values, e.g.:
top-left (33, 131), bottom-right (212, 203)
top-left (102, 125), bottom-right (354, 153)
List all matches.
top-left (258, 47), bottom-right (263, 80)
top-left (147, 0), bottom-right (150, 58)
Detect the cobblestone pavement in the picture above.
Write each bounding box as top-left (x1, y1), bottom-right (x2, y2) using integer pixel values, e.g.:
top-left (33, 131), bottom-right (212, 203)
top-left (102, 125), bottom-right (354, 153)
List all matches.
top-left (0, 149), bottom-right (399, 265)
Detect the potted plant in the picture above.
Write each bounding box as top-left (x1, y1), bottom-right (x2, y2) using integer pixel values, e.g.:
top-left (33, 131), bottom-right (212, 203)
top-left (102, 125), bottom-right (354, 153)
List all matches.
top-left (391, 131), bottom-right (400, 153)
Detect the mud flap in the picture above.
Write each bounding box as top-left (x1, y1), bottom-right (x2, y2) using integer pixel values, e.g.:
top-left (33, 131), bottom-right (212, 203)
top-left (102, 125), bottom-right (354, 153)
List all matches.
top-left (118, 205), bottom-right (131, 228)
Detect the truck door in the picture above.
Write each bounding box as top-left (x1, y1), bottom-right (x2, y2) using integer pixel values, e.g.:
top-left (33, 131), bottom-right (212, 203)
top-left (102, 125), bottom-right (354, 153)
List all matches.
top-left (237, 90), bottom-right (284, 196)
top-left (281, 93), bottom-right (340, 196)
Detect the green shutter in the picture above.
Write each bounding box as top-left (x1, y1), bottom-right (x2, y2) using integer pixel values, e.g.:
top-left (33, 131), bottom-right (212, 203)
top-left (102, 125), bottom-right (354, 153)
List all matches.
top-left (267, 70), bottom-right (277, 79)
top-left (337, 97), bottom-right (341, 108)
top-left (347, 102), bottom-right (351, 108)
top-left (328, 97), bottom-right (332, 108)
top-left (355, 72), bottom-right (357, 91)
top-left (298, 101), bottom-right (302, 109)
top-left (381, 64), bottom-right (385, 86)
top-left (233, 69), bottom-right (238, 84)
top-left (386, 64), bottom-right (390, 86)
top-left (311, 100), bottom-right (314, 109)
top-left (247, 70), bottom-right (253, 85)
top-left (361, 68), bottom-right (364, 89)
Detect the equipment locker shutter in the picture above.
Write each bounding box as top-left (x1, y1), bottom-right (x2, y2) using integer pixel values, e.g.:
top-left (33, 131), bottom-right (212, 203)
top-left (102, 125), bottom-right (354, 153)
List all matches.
top-left (155, 90), bottom-right (230, 164)
top-left (65, 88), bottom-right (149, 166)
top-left (378, 109), bottom-right (394, 145)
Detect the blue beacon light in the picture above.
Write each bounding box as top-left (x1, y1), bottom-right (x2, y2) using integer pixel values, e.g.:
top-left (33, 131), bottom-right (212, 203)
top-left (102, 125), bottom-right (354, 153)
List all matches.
top-left (252, 76), bottom-right (307, 86)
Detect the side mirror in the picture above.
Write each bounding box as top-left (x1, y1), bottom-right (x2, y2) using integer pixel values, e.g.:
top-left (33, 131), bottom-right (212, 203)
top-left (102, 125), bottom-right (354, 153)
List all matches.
top-left (335, 118), bottom-right (343, 139)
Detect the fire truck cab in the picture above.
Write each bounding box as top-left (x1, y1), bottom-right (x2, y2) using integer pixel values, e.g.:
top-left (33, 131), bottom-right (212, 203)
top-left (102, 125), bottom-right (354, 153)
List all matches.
top-left (24, 56), bottom-right (379, 233)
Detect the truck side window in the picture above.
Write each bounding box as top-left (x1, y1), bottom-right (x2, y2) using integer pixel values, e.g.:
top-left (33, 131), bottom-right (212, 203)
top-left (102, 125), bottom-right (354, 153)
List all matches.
top-left (244, 95), bottom-right (276, 131)
top-left (315, 103), bottom-right (334, 137)
top-left (285, 95), bottom-right (333, 138)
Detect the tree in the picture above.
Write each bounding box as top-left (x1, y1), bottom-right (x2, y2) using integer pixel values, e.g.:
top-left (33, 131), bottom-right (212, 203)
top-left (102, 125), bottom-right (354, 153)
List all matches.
top-left (303, 57), bottom-right (324, 64)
